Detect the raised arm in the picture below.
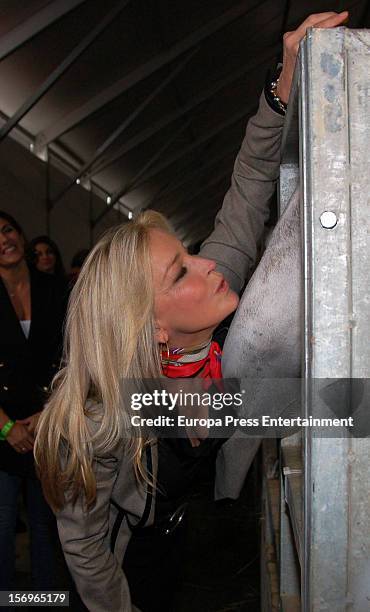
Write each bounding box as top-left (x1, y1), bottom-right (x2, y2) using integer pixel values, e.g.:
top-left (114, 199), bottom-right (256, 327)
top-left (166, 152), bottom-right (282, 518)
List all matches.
top-left (200, 11), bottom-right (348, 293)
top-left (199, 92), bottom-right (284, 292)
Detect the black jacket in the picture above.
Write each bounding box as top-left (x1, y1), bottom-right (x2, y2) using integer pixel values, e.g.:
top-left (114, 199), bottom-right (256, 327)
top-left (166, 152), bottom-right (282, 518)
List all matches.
top-left (0, 266), bottom-right (67, 475)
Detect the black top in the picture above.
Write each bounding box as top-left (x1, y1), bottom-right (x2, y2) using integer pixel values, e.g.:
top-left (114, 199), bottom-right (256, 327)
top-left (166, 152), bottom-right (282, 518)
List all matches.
top-left (0, 266), bottom-right (67, 476)
top-left (155, 437), bottom-right (223, 521)
top-left (154, 320), bottom-right (232, 522)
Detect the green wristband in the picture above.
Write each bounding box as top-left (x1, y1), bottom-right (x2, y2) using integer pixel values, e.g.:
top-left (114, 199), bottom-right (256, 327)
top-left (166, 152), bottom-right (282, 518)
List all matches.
top-left (0, 419), bottom-right (15, 441)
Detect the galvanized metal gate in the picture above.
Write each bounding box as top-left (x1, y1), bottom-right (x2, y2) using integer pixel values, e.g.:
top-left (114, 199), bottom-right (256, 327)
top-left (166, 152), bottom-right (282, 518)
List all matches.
top-left (263, 27), bottom-right (370, 611)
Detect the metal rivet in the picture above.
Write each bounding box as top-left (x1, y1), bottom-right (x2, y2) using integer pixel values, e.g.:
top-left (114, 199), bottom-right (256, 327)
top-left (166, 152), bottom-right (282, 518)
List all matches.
top-left (43, 386), bottom-right (48, 392)
top-left (0, 362), bottom-right (4, 368)
top-left (3, 386), bottom-right (8, 391)
top-left (320, 211), bottom-right (337, 229)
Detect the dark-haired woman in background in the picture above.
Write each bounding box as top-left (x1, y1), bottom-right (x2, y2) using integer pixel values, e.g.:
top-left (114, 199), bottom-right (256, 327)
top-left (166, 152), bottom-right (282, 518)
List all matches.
top-left (0, 211), bottom-right (67, 591)
top-left (28, 235), bottom-right (66, 279)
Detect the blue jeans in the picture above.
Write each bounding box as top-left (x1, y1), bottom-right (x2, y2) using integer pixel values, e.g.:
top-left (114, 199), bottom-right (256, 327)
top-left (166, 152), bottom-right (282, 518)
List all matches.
top-left (0, 470), bottom-right (57, 590)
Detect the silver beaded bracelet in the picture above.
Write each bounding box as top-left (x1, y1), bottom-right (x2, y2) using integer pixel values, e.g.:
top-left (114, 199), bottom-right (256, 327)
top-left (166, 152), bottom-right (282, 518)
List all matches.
top-left (270, 75), bottom-right (287, 114)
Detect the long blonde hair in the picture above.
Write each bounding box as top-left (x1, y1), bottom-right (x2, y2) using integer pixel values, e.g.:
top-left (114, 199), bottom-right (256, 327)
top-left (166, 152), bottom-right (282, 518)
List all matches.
top-left (34, 210), bottom-right (172, 511)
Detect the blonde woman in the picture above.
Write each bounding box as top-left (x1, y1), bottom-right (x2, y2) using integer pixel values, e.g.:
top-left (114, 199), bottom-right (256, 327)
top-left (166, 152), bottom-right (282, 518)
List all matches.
top-left (35, 13), bottom-right (348, 612)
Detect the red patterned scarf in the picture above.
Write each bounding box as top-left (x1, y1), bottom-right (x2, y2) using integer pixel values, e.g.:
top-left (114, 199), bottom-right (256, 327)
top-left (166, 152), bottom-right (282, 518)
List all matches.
top-left (161, 340), bottom-right (222, 380)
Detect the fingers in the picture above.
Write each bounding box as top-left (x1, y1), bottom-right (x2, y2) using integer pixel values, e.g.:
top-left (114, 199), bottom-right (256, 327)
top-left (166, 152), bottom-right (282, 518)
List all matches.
top-left (295, 12), bottom-right (337, 38)
top-left (8, 423), bottom-right (34, 452)
top-left (315, 11), bottom-right (349, 29)
top-left (14, 443), bottom-right (33, 454)
top-left (22, 433), bottom-right (34, 448)
top-left (294, 11), bottom-right (348, 41)
top-left (296, 11), bottom-right (348, 36)
top-left (13, 440), bottom-right (33, 453)
top-left (14, 435), bottom-right (34, 451)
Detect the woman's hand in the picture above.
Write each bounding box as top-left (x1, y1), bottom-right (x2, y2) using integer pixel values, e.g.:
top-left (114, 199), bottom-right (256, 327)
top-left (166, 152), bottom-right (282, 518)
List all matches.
top-left (277, 11), bottom-right (349, 104)
top-left (6, 422), bottom-right (34, 454)
top-left (17, 411), bottom-right (42, 438)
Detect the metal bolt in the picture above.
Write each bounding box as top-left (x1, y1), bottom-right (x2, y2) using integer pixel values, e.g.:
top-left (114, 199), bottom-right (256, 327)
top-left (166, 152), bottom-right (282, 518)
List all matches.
top-left (320, 211), bottom-right (337, 229)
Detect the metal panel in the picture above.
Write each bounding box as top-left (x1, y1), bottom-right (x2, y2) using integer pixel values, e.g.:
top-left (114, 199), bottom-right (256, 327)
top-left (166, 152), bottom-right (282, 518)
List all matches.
top-left (301, 27), bottom-right (370, 611)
